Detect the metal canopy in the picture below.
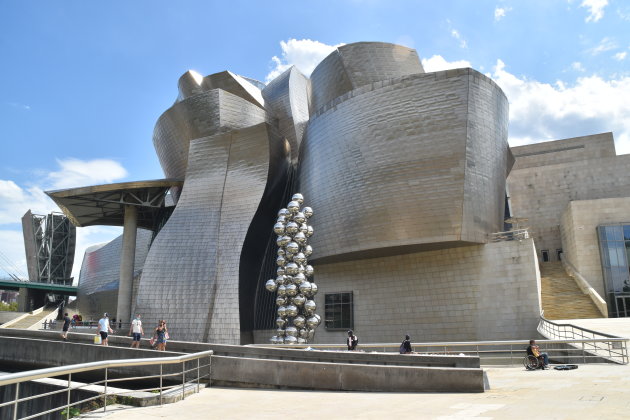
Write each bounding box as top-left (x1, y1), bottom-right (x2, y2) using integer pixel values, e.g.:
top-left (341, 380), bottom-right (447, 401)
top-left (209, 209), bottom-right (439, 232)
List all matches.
top-left (46, 179), bottom-right (183, 229)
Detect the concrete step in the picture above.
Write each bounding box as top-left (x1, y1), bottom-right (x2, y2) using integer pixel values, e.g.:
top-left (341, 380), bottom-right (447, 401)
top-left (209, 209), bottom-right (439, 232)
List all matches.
top-left (540, 262), bottom-right (602, 320)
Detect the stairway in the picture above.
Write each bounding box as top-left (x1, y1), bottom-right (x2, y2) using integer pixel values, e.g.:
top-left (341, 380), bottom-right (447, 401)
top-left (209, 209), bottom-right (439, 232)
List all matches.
top-left (8, 306), bottom-right (59, 329)
top-left (540, 262), bottom-right (603, 320)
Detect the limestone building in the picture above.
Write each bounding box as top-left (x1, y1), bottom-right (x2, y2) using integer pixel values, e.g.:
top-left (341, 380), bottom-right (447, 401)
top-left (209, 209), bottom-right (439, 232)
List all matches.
top-left (50, 41), bottom-right (614, 344)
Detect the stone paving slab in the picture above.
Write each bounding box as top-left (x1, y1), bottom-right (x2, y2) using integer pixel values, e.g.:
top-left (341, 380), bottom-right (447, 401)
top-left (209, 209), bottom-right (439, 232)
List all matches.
top-left (86, 364), bottom-right (630, 420)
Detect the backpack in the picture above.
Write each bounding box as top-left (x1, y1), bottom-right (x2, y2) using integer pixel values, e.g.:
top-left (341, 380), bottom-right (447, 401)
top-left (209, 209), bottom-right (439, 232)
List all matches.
top-left (399, 343), bottom-right (406, 354)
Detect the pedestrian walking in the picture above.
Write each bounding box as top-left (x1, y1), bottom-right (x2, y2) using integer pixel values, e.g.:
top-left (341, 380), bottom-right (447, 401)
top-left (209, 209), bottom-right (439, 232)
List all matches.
top-left (98, 313), bottom-right (114, 346)
top-left (154, 320), bottom-right (168, 351)
top-left (128, 314), bottom-right (143, 348)
top-left (61, 313), bottom-right (71, 341)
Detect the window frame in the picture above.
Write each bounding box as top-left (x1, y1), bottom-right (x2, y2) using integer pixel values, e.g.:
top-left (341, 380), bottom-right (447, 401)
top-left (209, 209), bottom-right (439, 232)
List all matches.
top-left (324, 291), bottom-right (354, 331)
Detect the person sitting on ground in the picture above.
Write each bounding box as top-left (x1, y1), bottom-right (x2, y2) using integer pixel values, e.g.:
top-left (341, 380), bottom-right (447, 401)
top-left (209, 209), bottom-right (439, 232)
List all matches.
top-left (347, 330), bottom-right (358, 351)
top-left (527, 339), bottom-right (549, 369)
top-left (400, 334), bottom-right (413, 354)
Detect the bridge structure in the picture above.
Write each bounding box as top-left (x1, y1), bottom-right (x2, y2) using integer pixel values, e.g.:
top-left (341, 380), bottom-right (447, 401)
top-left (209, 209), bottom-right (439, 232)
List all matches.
top-left (0, 279), bottom-right (77, 296)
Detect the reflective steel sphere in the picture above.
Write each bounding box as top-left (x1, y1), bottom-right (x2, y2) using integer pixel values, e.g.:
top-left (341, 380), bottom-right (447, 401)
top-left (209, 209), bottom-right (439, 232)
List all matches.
top-left (276, 255), bottom-right (286, 267)
top-left (297, 337), bottom-right (308, 344)
top-left (277, 215), bottom-right (287, 224)
top-left (276, 327), bottom-right (286, 337)
top-left (293, 252), bottom-right (306, 265)
top-left (265, 279), bottom-right (277, 292)
top-left (285, 283), bottom-right (298, 297)
top-left (291, 193), bottom-right (304, 205)
top-left (277, 306), bottom-right (287, 317)
top-left (299, 282), bottom-right (312, 295)
top-left (298, 264), bottom-right (305, 274)
top-left (307, 329), bottom-right (315, 340)
top-left (294, 232), bottom-right (307, 245)
top-left (304, 245), bottom-right (313, 257)
top-left (310, 283), bottom-right (318, 296)
top-left (270, 336), bottom-right (279, 344)
top-left (292, 294), bottom-right (306, 307)
top-left (294, 212), bottom-right (306, 224)
top-left (306, 225), bottom-right (314, 237)
top-left (285, 222), bottom-right (299, 235)
top-left (277, 248), bottom-right (285, 256)
top-left (293, 272), bottom-right (306, 285)
top-left (313, 314), bottom-right (321, 326)
top-left (286, 241), bottom-right (299, 254)
top-left (276, 317), bottom-right (286, 328)
top-left (298, 223), bottom-right (308, 234)
top-left (304, 300), bottom-right (316, 315)
top-left (285, 262), bottom-right (299, 275)
top-left (287, 201), bottom-right (300, 214)
top-left (284, 253), bottom-right (294, 262)
top-left (279, 235), bottom-right (291, 246)
top-left (302, 207), bottom-right (313, 218)
top-left (306, 316), bottom-right (318, 329)
top-left (276, 267), bottom-right (285, 276)
top-left (278, 208), bottom-right (289, 218)
top-left (277, 285), bottom-right (287, 297)
top-left (293, 315), bottom-right (306, 328)
top-left (273, 222), bottom-right (285, 235)
top-left (285, 326), bottom-right (298, 337)
top-left (286, 304), bottom-right (298, 317)
top-left (276, 296), bottom-right (287, 306)
top-left (305, 265), bottom-right (314, 277)
top-left (298, 328), bottom-right (309, 338)
top-left (284, 335), bottom-right (297, 344)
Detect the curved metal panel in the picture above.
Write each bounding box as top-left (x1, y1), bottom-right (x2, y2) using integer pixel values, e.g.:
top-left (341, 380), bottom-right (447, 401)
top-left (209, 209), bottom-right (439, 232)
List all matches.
top-left (135, 123), bottom-right (287, 343)
top-left (310, 42), bottom-right (423, 113)
top-left (299, 68), bottom-right (509, 263)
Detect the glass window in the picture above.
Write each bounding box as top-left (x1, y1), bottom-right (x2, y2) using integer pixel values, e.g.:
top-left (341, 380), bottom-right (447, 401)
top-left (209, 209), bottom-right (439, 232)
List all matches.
top-left (325, 292), bottom-right (353, 330)
top-left (624, 226), bottom-right (630, 241)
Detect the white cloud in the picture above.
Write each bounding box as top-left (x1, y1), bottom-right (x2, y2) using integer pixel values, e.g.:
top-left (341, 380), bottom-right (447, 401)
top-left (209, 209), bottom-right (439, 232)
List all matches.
top-left (6, 102), bottom-right (31, 111)
top-left (587, 37), bottom-right (617, 55)
top-left (0, 158), bottom-right (128, 281)
top-left (613, 51), bottom-right (627, 61)
top-left (489, 59), bottom-right (630, 154)
top-left (266, 39), bottom-right (344, 83)
top-left (421, 55), bottom-right (472, 72)
top-left (47, 158), bottom-right (128, 190)
top-left (0, 230), bottom-right (29, 279)
top-left (580, 0), bottom-right (608, 22)
top-left (571, 61), bottom-right (586, 72)
top-left (450, 29), bottom-right (468, 48)
top-left (494, 6), bottom-right (511, 21)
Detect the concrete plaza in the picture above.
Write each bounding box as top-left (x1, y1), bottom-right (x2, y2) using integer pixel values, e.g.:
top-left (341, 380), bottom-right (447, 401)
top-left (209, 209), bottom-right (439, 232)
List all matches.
top-left (83, 363), bottom-right (630, 420)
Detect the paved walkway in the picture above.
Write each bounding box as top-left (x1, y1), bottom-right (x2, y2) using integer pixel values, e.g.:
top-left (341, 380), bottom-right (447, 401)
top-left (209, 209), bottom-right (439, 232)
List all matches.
top-left (83, 364), bottom-right (630, 420)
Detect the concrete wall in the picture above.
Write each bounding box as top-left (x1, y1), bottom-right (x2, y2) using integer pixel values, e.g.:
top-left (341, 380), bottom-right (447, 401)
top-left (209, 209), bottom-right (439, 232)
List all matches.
top-left (310, 238), bottom-right (541, 344)
top-left (508, 133), bottom-right (630, 263)
top-left (560, 198), bottom-right (630, 298)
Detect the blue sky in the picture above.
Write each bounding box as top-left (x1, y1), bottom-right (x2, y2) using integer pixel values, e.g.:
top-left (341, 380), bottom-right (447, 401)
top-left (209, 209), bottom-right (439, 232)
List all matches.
top-left (1, 0), bottom-right (629, 280)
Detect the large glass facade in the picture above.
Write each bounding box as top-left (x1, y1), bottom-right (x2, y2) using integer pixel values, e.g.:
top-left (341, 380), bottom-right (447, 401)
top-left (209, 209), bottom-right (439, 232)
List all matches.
top-left (597, 224), bottom-right (630, 317)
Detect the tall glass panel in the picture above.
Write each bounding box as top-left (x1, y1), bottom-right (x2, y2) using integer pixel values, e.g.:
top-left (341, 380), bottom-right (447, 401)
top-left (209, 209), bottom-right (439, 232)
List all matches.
top-left (598, 224), bottom-right (630, 317)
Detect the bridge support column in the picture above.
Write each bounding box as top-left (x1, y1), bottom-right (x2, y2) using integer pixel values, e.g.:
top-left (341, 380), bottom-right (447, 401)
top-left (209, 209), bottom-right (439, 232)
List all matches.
top-left (117, 205), bottom-right (137, 325)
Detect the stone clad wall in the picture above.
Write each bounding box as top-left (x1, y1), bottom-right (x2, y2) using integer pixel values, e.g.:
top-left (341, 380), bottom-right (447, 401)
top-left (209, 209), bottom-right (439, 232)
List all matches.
top-left (311, 238), bottom-right (541, 344)
top-left (560, 198), bottom-right (630, 298)
top-left (508, 133), bottom-right (630, 262)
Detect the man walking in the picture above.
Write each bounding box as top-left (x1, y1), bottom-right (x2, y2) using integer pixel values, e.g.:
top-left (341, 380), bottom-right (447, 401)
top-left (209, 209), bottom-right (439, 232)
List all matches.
top-left (60, 312), bottom-right (71, 341)
top-left (98, 313), bottom-right (114, 346)
top-left (128, 314), bottom-right (144, 348)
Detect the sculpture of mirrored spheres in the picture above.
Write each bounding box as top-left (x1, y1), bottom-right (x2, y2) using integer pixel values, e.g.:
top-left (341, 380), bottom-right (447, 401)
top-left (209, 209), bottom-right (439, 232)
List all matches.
top-left (267, 194), bottom-right (319, 344)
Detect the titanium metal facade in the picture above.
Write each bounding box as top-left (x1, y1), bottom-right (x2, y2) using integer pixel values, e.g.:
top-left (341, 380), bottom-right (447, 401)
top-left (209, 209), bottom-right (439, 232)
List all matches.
top-left (74, 42), bottom-right (544, 344)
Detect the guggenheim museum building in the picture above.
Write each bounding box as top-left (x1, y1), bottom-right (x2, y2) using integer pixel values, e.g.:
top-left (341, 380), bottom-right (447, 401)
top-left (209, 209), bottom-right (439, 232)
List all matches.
top-left (47, 42), bottom-right (630, 345)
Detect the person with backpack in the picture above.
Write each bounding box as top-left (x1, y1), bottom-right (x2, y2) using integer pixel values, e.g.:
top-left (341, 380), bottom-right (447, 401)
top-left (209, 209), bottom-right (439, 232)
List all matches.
top-left (347, 330), bottom-right (358, 351)
top-left (400, 334), bottom-right (413, 354)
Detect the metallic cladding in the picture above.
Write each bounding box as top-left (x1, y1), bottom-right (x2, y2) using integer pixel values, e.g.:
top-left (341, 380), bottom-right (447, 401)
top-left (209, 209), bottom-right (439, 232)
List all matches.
top-left (299, 68), bottom-right (510, 263)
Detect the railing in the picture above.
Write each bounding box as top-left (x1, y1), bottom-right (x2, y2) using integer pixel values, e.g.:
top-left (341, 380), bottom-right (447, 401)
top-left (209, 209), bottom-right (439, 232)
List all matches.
top-left (252, 336), bottom-right (629, 365)
top-left (538, 317), bottom-right (628, 364)
top-left (489, 229), bottom-right (530, 242)
top-left (0, 350), bottom-right (213, 420)
top-left (42, 320), bottom-right (134, 332)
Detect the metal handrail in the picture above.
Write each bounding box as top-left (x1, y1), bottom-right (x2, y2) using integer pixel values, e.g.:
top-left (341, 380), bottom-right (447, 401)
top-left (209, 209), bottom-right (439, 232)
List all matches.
top-left (251, 337), bottom-right (628, 365)
top-left (0, 350), bottom-right (213, 420)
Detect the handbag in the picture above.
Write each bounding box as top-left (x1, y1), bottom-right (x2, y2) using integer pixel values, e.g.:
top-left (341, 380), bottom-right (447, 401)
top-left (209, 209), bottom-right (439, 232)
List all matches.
top-left (165, 332), bottom-right (170, 340)
top-left (149, 337), bottom-right (155, 346)
top-left (93, 334), bottom-right (102, 345)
